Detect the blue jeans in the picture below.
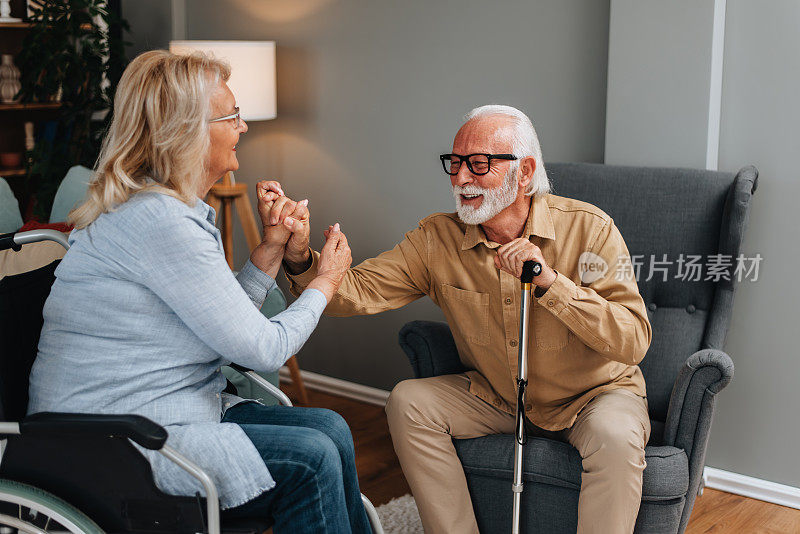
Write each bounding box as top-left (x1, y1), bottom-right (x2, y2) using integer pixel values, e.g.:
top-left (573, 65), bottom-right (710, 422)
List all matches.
top-left (221, 402), bottom-right (372, 534)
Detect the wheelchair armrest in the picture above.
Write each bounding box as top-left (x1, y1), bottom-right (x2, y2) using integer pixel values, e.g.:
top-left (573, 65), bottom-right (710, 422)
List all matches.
top-left (226, 362), bottom-right (293, 406)
top-left (21, 412), bottom-right (168, 450)
top-left (227, 362), bottom-right (253, 375)
top-left (398, 320), bottom-right (466, 379)
top-left (663, 348), bottom-right (734, 455)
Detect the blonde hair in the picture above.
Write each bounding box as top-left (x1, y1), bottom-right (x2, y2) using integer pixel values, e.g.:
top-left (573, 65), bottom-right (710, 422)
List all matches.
top-left (69, 50), bottom-right (231, 229)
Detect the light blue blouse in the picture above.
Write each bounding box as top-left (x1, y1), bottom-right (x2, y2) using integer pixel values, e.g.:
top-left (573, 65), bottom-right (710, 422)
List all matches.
top-left (28, 191), bottom-right (327, 509)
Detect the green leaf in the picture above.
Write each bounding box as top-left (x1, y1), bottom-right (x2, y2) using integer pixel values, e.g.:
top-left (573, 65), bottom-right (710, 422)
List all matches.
top-left (16, 0), bottom-right (129, 219)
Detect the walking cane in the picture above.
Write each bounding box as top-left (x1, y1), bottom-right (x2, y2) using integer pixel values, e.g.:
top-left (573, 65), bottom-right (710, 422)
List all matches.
top-left (512, 260), bottom-right (541, 534)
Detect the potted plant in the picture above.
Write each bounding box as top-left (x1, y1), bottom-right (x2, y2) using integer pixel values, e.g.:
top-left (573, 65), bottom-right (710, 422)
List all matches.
top-left (15, 0), bottom-right (128, 219)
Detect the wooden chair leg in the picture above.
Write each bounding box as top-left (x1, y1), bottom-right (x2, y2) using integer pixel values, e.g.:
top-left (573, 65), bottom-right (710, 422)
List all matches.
top-left (206, 193), bottom-right (222, 219)
top-left (221, 198), bottom-right (234, 269)
top-left (285, 355), bottom-right (309, 405)
top-left (234, 193), bottom-right (262, 252)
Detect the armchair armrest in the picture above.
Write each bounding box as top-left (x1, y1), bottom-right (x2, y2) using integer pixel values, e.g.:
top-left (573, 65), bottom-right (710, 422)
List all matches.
top-left (663, 348), bottom-right (734, 454)
top-left (398, 320), bottom-right (467, 379)
top-left (662, 348), bottom-right (733, 532)
top-left (20, 412), bottom-right (168, 450)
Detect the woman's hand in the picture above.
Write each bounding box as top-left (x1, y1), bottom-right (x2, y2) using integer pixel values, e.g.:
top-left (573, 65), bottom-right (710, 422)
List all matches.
top-left (256, 180), bottom-right (311, 266)
top-left (256, 180), bottom-right (284, 218)
top-left (249, 180), bottom-right (305, 276)
top-left (256, 180), bottom-right (293, 247)
top-left (306, 223), bottom-right (352, 302)
top-left (494, 238), bottom-right (557, 290)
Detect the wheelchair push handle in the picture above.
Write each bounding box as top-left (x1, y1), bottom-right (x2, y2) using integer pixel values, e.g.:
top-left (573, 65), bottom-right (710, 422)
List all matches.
top-left (0, 230), bottom-right (70, 252)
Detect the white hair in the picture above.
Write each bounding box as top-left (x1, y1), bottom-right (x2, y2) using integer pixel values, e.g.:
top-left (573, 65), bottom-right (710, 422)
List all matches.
top-left (463, 104), bottom-right (550, 196)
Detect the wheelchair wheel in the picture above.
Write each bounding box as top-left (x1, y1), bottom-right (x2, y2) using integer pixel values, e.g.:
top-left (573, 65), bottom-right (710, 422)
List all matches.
top-left (0, 479), bottom-right (103, 533)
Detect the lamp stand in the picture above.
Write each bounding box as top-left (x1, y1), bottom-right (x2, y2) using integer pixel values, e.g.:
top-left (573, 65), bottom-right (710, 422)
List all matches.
top-left (206, 172), bottom-right (260, 269)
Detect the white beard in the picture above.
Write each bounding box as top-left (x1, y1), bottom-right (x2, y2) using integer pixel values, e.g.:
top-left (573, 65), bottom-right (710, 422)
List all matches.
top-left (452, 165), bottom-right (519, 225)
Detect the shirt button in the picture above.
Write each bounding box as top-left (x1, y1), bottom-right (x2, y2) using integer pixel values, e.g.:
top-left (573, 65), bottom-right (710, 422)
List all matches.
top-left (216, 393), bottom-right (220, 398)
top-left (509, 340), bottom-right (518, 347)
top-left (493, 398), bottom-right (502, 407)
top-left (686, 304), bottom-right (696, 313)
top-left (525, 403), bottom-right (533, 412)
top-left (505, 297), bottom-right (512, 305)
top-left (547, 299), bottom-right (555, 307)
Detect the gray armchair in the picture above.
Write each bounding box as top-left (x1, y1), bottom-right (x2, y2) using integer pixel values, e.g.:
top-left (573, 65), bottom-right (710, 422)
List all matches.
top-left (398, 162), bottom-right (757, 534)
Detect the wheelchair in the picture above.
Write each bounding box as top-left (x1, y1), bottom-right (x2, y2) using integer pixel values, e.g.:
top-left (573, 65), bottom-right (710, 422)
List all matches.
top-left (0, 229), bottom-right (384, 534)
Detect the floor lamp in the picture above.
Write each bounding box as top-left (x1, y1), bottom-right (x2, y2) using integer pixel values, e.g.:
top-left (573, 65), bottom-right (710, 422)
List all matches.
top-left (169, 40), bottom-right (309, 405)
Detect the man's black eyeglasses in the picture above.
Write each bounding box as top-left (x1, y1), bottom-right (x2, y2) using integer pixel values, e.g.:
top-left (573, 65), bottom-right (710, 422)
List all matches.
top-left (440, 153), bottom-right (518, 176)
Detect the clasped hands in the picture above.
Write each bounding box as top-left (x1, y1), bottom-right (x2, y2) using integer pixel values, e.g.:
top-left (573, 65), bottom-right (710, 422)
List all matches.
top-left (252, 180), bottom-right (351, 302)
top-left (252, 180), bottom-right (556, 293)
top-left (255, 180), bottom-right (311, 266)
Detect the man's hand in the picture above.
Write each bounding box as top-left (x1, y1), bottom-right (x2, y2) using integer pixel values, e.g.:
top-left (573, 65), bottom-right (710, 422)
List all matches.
top-left (255, 181), bottom-right (311, 265)
top-left (307, 223), bottom-right (352, 302)
top-left (495, 238), bottom-right (557, 290)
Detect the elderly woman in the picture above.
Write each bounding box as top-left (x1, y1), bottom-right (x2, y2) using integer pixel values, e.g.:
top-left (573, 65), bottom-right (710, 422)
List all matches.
top-left (27, 50), bottom-right (370, 533)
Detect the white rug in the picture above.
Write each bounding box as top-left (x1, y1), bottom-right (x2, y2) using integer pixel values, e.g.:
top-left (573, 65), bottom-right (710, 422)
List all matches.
top-left (375, 494), bottom-right (424, 533)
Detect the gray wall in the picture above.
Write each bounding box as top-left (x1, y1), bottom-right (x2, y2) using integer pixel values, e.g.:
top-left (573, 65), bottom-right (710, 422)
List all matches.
top-left (605, 0), bottom-right (716, 167)
top-left (121, 0), bottom-right (173, 59)
top-left (184, 0), bottom-right (611, 389)
top-left (606, 0), bottom-right (800, 488)
top-left (710, 0), bottom-right (800, 489)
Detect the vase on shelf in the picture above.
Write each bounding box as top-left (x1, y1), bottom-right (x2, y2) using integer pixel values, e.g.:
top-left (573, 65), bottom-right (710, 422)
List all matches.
top-left (49, 84), bottom-right (63, 103)
top-left (24, 122), bottom-right (34, 151)
top-left (0, 54), bottom-right (21, 104)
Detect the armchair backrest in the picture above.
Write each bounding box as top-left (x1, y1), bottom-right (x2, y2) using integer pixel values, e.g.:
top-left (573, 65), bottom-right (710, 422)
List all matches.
top-left (545, 163), bottom-right (757, 422)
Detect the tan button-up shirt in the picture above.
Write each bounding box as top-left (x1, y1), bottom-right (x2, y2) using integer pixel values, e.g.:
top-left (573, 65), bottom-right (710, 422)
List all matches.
top-left (288, 193), bottom-right (651, 431)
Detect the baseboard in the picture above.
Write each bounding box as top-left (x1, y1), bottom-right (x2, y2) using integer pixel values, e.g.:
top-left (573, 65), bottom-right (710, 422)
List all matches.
top-left (279, 368), bottom-right (390, 407)
top-left (704, 467), bottom-right (800, 510)
top-left (281, 370), bottom-right (800, 510)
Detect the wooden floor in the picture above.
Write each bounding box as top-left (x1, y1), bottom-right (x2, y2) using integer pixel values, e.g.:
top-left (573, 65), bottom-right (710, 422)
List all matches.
top-left (282, 384), bottom-right (800, 533)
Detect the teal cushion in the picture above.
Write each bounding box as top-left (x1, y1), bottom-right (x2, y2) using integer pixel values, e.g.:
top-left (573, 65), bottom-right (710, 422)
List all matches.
top-left (261, 284), bottom-right (287, 317)
top-left (49, 165), bottom-right (92, 223)
top-left (0, 177), bottom-right (23, 233)
top-left (223, 287), bottom-right (288, 405)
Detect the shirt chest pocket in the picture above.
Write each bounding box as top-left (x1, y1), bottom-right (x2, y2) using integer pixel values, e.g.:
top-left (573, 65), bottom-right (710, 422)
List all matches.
top-left (533, 305), bottom-right (572, 351)
top-left (441, 284), bottom-right (490, 346)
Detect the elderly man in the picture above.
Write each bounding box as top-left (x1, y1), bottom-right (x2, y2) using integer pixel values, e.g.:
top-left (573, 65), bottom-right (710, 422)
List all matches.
top-left (268, 105), bottom-right (652, 534)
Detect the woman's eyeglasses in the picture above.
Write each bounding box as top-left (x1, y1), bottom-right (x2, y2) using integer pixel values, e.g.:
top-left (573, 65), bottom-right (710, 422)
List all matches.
top-left (209, 107), bottom-right (241, 129)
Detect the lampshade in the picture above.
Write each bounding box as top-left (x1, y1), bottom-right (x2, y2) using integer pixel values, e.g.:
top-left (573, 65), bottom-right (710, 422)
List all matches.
top-left (169, 40), bottom-right (277, 121)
